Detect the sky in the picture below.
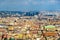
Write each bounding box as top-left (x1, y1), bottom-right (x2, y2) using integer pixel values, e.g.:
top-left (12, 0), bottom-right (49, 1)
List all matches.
top-left (0, 0), bottom-right (60, 11)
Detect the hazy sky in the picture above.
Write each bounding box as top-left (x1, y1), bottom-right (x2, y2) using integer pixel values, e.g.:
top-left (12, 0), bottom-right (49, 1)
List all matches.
top-left (0, 0), bottom-right (60, 11)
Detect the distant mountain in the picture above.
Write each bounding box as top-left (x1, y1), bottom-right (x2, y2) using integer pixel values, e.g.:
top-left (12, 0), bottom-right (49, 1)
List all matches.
top-left (0, 11), bottom-right (60, 17)
top-left (0, 11), bottom-right (39, 17)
